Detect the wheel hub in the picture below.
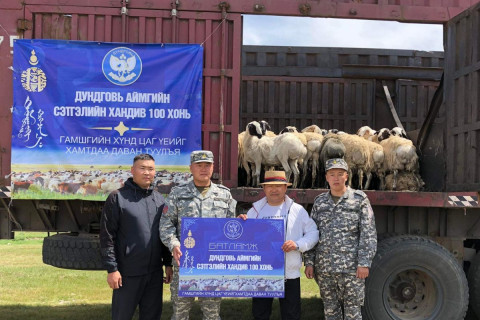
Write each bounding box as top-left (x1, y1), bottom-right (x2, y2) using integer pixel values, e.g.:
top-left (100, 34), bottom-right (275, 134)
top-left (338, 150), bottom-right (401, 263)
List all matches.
top-left (386, 269), bottom-right (437, 319)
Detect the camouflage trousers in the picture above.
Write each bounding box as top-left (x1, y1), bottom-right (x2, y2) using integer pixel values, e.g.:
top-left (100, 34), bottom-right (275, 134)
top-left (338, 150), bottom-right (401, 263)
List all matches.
top-left (170, 266), bottom-right (221, 320)
top-left (315, 272), bottom-right (365, 320)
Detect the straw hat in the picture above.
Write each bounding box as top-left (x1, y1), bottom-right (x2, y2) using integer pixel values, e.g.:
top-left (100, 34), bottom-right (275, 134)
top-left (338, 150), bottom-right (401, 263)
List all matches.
top-left (259, 171), bottom-right (292, 186)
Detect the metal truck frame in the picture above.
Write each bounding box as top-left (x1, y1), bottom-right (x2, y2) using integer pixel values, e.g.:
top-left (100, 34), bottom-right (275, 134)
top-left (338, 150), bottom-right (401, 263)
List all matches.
top-left (0, 1), bottom-right (479, 319)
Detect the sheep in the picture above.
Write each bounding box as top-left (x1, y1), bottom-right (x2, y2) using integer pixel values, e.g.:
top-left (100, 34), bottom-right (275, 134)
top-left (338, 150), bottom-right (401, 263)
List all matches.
top-left (318, 135), bottom-right (346, 187)
top-left (301, 125), bottom-right (322, 134)
top-left (363, 139), bottom-right (385, 190)
top-left (259, 120), bottom-right (276, 137)
top-left (272, 133), bottom-right (307, 188)
top-left (243, 121), bottom-right (306, 187)
top-left (280, 126), bottom-right (323, 188)
top-left (238, 121), bottom-right (277, 186)
top-left (391, 126), bottom-right (408, 139)
top-left (328, 129), bottom-right (346, 135)
top-left (385, 171), bottom-right (424, 191)
top-left (374, 128), bottom-right (391, 143)
top-left (380, 135), bottom-right (420, 190)
top-left (280, 126), bottom-right (307, 145)
top-left (357, 126), bottom-right (377, 140)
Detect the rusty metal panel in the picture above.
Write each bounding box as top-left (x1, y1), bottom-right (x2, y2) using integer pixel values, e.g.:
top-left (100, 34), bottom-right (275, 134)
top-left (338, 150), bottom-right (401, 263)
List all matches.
top-left (243, 46), bottom-right (444, 78)
top-left (445, 2), bottom-right (480, 191)
top-left (396, 79), bottom-right (441, 132)
top-left (240, 76), bottom-right (374, 133)
top-left (0, 4), bottom-right (23, 183)
top-left (241, 46), bottom-right (443, 135)
top-left (19, 4), bottom-right (242, 188)
top-left (16, 0), bottom-right (480, 22)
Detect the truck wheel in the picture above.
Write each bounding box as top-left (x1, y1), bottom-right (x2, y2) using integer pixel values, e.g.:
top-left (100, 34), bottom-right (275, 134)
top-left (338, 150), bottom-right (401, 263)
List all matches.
top-left (468, 251), bottom-right (480, 318)
top-left (364, 235), bottom-right (468, 320)
top-left (42, 233), bottom-right (103, 270)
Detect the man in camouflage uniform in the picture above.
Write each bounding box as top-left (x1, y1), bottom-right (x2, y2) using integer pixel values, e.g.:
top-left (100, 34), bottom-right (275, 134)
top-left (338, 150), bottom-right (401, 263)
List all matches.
top-left (160, 150), bottom-right (237, 320)
top-left (304, 158), bottom-right (377, 320)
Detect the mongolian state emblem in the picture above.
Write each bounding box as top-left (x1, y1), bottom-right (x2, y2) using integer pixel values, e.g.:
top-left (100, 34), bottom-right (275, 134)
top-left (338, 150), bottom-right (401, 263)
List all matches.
top-left (102, 47), bottom-right (142, 86)
top-left (21, 50), bottom-right (47, 92)
top-left (224, 220), bottom-right (243, 240)
top-left (184, 230), bottom-right (196, 249)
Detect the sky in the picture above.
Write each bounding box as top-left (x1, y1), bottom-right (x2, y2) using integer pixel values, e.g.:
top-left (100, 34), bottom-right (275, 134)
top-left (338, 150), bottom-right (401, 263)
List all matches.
top-left (243, 15), bottom-right (444, 52)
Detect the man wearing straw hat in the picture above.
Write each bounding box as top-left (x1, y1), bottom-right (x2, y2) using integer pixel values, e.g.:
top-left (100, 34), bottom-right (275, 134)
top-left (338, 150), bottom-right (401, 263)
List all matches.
top-left (238, 170), bottom-right (318, 320)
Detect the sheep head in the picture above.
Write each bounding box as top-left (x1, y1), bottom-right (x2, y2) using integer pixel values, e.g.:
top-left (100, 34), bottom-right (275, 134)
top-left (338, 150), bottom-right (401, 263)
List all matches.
top-left (280, 126), bottom-right (298, 134)
top-left (377, 128), bottom-right (391, 142)
top-left (259, 120), bottom-right (272, 135)
top-left (247, 121), bottom-right (263, 139)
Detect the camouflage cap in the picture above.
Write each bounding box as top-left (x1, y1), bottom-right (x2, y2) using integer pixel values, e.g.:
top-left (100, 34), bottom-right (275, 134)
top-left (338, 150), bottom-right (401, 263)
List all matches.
top-left (325, 158), bottom-right (348, 171)
top-left (190, 150), bottom-right (214, 164)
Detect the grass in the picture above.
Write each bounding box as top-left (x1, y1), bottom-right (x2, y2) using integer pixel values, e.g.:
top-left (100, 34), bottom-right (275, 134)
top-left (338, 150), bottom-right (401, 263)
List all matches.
top-left (0, 232), bottom-right (324, 320)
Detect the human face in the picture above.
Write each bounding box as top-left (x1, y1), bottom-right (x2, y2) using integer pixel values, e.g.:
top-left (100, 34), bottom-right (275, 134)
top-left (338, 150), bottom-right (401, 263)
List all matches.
top-left (190, 162), bottom-right (214, 186)
top-left (131, 159), bottom-right (156, 189)
top-left (263, 184), bottom-right (288, 206)
top-left (326, 168), bottom-right (348, 196)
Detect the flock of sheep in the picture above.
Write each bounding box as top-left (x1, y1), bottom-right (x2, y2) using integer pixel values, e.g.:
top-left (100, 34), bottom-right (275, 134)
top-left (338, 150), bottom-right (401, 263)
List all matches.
top-left (238, 121), bottom-right (425, 191)
top-left (11, 169), bottom-right (192, 196)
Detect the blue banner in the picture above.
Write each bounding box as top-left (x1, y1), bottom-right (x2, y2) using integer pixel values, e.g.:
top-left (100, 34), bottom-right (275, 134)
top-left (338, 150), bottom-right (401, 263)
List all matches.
top-left (11, 40), bottom-right (202, 199)
top-left (179, 218), bottom-right (285, 298)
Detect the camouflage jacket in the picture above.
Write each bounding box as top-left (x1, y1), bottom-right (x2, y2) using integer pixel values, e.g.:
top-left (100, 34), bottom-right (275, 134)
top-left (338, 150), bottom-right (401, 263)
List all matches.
top-left (304, 187), bottom-right (377, 273)
top-left (160, 180), bottom-right (237, 252)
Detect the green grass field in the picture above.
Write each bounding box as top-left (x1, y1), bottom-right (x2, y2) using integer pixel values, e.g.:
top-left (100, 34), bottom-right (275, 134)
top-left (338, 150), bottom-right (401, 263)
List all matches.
top-left (0, 232), bottom-right (325, 320)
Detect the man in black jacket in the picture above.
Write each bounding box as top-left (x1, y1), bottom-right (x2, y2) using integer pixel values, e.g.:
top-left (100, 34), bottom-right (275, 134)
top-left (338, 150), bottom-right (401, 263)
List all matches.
top-left (100, 153), bottom-right (173, 320)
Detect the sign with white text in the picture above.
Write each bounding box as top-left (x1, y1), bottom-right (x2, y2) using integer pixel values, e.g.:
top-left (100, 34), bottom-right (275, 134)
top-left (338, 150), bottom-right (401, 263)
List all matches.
top-left (179, 218), bottom-right (285, 298)
top-left (11, 40), bottom-right (202, 199)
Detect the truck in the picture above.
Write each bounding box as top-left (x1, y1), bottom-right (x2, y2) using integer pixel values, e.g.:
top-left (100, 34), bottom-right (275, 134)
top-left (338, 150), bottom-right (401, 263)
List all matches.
top-left (0, 1), bottom-right (479, 319)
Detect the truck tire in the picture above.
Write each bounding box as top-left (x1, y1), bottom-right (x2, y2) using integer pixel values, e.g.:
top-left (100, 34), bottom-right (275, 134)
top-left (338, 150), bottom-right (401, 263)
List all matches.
top-left (468, 252), bottom-right (480, 318)
top-left (364, 235), bottom-right (468, 320)
top-left (42, 233), bottom-right (103, 270)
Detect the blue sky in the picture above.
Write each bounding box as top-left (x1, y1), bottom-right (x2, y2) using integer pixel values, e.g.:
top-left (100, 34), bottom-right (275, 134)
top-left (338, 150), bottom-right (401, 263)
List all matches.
top-left (243, 16), bottom-right (444, 51)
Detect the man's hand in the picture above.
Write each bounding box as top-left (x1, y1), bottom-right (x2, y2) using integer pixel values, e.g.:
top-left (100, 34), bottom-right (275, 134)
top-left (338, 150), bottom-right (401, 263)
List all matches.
top-left (356, 267), bottom-right (369, 279)
top-left (305, 266), bottom-right (315, 279)
top-left (164, 266), bottom-right (173, 284)
top-left (173, 246), bottom-right (182, 266)
top-left (281, 240), bottom-right (298, 252)
top-left (237, 214), bottom-right (247, 220)
top-left (107, 271), bottom-right (122, 289)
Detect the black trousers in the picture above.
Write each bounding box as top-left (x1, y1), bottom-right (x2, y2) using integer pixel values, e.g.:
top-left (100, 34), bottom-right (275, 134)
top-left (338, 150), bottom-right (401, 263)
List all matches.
top-left (252, 278), bottom-right (301, 320)
top-left (112, 269), bottom-right (164, 320)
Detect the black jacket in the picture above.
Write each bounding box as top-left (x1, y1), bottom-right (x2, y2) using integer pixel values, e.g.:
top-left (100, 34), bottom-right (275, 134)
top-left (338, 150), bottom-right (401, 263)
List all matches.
top-left (100, 178), bottom-right (172, 276)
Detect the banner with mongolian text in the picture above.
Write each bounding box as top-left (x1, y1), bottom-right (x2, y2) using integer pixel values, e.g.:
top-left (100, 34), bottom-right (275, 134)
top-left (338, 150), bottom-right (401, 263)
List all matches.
top-left (11, 40), bottom-right (203, 199)
top-left (179, 218), bottom-right (285, 298)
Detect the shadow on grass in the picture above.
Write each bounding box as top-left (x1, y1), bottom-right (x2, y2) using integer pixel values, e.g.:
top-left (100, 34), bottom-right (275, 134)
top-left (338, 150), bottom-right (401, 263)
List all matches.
top-left (0, 297), bottom-right (325, 320)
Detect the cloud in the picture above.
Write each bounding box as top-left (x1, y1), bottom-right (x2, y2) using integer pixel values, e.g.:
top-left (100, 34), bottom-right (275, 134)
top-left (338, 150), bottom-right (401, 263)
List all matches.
top-left (243, 15), bottom-right (444, 51)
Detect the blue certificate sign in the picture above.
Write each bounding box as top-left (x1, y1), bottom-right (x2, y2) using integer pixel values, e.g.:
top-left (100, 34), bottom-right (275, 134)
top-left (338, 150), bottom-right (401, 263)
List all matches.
top-left (11, 40), bottom-right (202, 200)
top-left (179, 218), bottom-right (285, 298)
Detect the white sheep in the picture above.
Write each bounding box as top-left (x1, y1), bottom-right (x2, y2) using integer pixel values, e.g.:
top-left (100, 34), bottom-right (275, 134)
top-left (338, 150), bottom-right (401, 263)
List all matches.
top-left (356, 126), bottom-right (377, 140)
top-left (301, 125), bottom-right (322, 134)
top-left (380, 135), bottom-right (420, 190)
top-left (391, 127), bottom-right (408, 139)
top-left (239, 121), bottom-right (277, 186)
top-left (280, 126), bottom-right (323, 188)
top-left (243, 121), bottom-right (306, 187)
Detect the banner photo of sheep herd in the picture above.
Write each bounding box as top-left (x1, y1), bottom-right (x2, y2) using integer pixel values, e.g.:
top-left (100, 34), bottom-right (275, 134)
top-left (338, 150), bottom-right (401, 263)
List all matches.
top-left (11, 40), bottom-right (202, 200)
top-left (179, 218), bottom-right (285, 298)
